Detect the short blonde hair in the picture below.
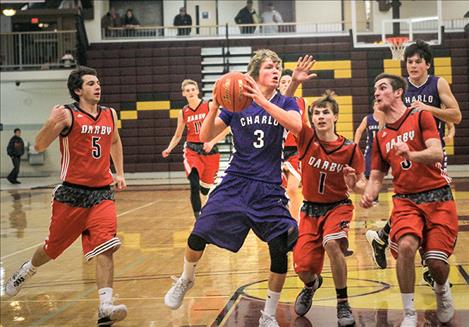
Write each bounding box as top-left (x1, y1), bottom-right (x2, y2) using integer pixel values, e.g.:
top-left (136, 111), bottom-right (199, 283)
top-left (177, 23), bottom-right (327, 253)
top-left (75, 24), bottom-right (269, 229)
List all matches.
top-left (247, 49), bottom-right (282, 81)
top-left (181, 79), bottom-right (198, 91)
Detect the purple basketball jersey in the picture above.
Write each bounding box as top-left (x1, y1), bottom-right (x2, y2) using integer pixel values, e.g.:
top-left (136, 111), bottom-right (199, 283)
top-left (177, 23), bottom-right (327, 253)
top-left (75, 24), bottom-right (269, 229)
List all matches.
top-left (219, 92), bottom-right (299, 184)
top-left (364, 114), bottom-right (379, 177)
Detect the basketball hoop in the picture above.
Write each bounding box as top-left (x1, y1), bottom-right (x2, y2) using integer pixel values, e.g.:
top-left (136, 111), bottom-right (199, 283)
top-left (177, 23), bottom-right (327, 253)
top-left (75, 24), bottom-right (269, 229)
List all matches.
top-left (386, 36), bottom-right (409, 61)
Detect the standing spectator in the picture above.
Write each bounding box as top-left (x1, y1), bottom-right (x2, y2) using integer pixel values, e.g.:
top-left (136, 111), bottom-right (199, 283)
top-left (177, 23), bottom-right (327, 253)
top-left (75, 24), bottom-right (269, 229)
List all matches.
top-left (7, 128), bottom-right (25, 184)
top-left (261, 2), bottom-right (283, 34)
top-left (234, 0), bottom-right (258, 34)
top-left (101, 7), bottom-right (121, 37)
top-left (173, 7), bottom-right (192, 36)
top-left (122, 9), bottom-right (140, 36)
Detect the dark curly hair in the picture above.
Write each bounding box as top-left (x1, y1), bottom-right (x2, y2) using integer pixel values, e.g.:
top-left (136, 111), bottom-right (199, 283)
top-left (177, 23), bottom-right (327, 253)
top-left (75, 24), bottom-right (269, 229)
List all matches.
top-left (67, 66), bottom-right (98, 102)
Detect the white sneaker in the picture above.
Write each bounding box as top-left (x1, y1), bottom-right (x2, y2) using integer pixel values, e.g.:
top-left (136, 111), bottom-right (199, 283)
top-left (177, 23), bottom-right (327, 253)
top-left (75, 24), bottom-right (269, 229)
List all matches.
top-left (5, 261), bottom-right (36, 297)
top-left (400, 309), bottom-right (417, 327)
top-left (97, 303), bottom-right (128, 326)
top-left (164, 276), bottom-right (194, 310)
top-left (435, 284), bottom-right (454, 323)
top-left (259, 310), bottom-right (279, 327)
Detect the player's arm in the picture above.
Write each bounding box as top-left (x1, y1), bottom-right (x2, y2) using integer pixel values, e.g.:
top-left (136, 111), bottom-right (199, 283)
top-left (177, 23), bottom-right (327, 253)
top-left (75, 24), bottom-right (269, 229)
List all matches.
top-left (35, 105), bottom-right (72, 152)
top-left (203, 127), bottom-right (231, 153)
top-left (395, 138), bottom-right (443, 165)
top-left (243, 75), bottom-right (302, 135)
top-left (361, 169), bottom-right (385, 208)
top-left (200, 99), bottom-right (228, 142)
top-left (301, 98), bottom-right (311, 128)
top-left (110, 108), bottom-right (126, 190)
top-left (162, 110), bottom-right (185, 158)
top-left (344, 144), bottom-right (367, 193)
top-left (409, 78), bottom-right (461, 124)
top-left (444, 122), bottom-right (455, 144)
top-left (354, 116), bottom-right (367, 144)
top-left (285, 55), bottom-right (317, 97)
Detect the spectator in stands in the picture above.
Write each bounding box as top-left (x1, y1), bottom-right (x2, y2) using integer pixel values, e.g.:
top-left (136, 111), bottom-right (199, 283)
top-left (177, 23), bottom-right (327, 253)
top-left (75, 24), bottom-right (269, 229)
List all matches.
top-left (7, 128), bottom-right (25, 184)
top-left (173, 7), bottom-right (192, 36)
top-left (101, 7), bottom-right (121, 37)
top-left (234, 0), bottom-right (258, 34)
top-left (261, 3), bottom-right (283, 34)
top-left (122, 9), bottom-right (140, 37)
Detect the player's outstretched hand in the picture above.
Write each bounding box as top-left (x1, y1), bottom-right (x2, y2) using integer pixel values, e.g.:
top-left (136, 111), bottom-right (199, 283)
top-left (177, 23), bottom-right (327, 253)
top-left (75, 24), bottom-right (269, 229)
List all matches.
top-left (409, 100), bottom-right (430, 112)
top-left (243, 75), bottom-right (266, 106)
top-left (162, 149), bottom-right (171, 158)
top-left (292, 55), bottom-right (317, 83)
top-left (360, 193), bottom-right (374, 208)
top-left (394, 142), bottom-right (410, 160)
top-left (114, 175), bottom-right (127, 191)
top-left (343, 165), bottom-right (357, 190)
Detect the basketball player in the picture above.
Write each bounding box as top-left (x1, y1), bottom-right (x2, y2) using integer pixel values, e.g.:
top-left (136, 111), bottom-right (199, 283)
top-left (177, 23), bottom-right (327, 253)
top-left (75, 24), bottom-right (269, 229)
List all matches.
top-left (164, 49), bottom-right (302, 327)
top-left (5, 66), bottom-right (128, 326)
top-left (162, 79), bottom-right (228, 219)
top-left (362, 73), bottom-right (457, 326)
top-left (278, 69), bottom-right (310, 221)
top-left (365, 40), bottom-right (461, 284)
top-left (292, 91), bottom-right (364, 326)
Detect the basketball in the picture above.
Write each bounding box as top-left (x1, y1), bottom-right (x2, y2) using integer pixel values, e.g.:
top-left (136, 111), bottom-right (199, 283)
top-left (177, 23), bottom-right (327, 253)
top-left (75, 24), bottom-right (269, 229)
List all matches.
top-left (214, 72), bottom-right (252, 112)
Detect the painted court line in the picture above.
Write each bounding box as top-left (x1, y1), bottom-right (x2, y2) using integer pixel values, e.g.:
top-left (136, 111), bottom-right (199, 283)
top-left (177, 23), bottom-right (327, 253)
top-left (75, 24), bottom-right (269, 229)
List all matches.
top-left (0, 200), bottom-right (160, 260)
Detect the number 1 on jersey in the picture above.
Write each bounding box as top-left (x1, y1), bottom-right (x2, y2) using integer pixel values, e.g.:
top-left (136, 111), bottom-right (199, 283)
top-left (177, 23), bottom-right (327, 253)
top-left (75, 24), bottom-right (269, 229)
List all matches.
top-left (318, 171), bottom-right (327, 194)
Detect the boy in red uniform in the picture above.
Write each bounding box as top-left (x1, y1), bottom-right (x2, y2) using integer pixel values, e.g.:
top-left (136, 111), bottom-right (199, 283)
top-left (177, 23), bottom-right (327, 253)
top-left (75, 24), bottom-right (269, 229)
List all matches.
top-left (163, 79), bottom-right (228, 219)
top-left (5, 66), bottom-right (128, 326)
top-left (361, 73), bottom-right (457, 326)
top-left (292, 91), bottom-right (364, 326)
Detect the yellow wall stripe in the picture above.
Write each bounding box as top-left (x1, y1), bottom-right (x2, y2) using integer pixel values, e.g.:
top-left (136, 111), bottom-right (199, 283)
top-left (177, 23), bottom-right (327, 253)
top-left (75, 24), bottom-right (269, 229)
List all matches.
top-left (137, 101), bottom-right (171, 110)
top-left (120, 110), bottom-right (138, 120)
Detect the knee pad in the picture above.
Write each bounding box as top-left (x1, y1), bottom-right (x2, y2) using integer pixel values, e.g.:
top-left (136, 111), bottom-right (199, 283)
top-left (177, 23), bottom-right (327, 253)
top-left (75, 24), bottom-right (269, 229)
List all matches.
top-left (268, 233), bottom-right (289, 274)
top-left (200, 186), bottom-right (210, 196)
top-left (188, 233), bottom-right (207, 251)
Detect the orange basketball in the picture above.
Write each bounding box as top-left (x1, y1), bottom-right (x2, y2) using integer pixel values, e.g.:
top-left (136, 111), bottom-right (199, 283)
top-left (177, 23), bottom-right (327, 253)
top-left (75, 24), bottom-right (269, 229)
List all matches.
top-left (214, 72), bottom-right (252, 112)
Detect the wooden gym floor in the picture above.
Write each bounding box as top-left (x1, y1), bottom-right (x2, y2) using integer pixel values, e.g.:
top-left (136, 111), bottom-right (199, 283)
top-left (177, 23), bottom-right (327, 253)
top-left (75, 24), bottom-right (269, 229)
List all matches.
top-left (1, 179), bottom-right (468, 326)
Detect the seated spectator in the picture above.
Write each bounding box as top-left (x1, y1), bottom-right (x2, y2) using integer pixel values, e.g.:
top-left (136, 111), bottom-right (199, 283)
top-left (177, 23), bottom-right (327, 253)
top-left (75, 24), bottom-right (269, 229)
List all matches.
top-left (234, 0), bottom-right (257, 34)
top-left (173, 7), bottom-right (192, 36)
top-left (101, 7), bottom-right (121, 36)
top-left (261, 2), bottom-right (283, 34)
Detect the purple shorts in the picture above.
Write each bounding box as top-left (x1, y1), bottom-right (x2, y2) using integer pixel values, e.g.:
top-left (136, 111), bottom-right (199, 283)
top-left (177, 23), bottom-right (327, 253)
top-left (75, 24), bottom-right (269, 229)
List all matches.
top-left (192, 174), bottom-right (298, 252)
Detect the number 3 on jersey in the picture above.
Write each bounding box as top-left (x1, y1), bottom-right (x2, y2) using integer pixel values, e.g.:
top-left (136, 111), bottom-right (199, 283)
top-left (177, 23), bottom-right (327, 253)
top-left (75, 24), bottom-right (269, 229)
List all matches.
top-left (92, 136), bottom-right (101, 159)
top-left (253, 129), bottom-right (264, 148)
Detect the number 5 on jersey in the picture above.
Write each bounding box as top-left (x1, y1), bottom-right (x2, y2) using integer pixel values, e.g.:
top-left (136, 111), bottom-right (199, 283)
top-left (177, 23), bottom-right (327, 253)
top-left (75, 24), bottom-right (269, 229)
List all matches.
top-left (92, 136), bottom-right (101, 159)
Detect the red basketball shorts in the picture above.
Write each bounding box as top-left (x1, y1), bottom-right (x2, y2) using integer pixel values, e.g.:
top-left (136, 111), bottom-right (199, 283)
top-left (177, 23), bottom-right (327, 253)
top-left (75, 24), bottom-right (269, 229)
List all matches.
top-left (44, 199), bottom-right (121, 261)
top-left (183, 148), bottom-right (220, 187)
top-left (293, 203), bottom-right (353, 274)
top-left (389, 197), bottom-right (458, 263)
top-left (283, 154), bottom-right (301, 182)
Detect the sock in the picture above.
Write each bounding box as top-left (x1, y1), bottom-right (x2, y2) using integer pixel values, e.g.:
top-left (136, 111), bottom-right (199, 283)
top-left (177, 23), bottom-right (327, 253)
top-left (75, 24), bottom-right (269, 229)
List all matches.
top-left (263, 289), bottom-right (280, 317)
top-left (24, 260), bottom-right (36, 271)
top-left (401, 293), bottom-right (415, 313)
top-left (378, 221), bottom-right (391, 243)
top-left (181, 257), bottom-right (197, 281)
top-left (305, 275), bottom-right (318, 288)
top-left (336, 287), bottom-right (348, 303)
top-left (98, 287), bottom-right (113, 306)
top-left (434, 280), bottom-right (449, 293)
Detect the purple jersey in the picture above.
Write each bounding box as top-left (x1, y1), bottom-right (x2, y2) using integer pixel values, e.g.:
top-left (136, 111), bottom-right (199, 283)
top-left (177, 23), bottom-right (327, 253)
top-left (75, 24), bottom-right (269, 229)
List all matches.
top-left (219, 92), bottom-right (299, 184)
top-left (364, 114), bottom-right (380, 177)
top-left (404, 75), bottom-right (445, 141)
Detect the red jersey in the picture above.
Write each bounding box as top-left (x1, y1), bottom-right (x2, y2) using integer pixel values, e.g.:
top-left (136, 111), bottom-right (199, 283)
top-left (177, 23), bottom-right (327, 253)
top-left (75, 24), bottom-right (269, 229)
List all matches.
top-left (183, 100), bottom-right (209, 143)
top-left (60, 103), bottom-right (114, 187)
top-left (298, 125), bottom-right (364, 203)
top-left (284, 97), bottom-right (307, 147)
top-left (372, 108), bottom-right (449, 194)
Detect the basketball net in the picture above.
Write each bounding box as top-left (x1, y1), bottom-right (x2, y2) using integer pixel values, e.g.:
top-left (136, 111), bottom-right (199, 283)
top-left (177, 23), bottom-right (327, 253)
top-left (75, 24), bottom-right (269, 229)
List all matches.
top-left (386, 37), bottom-right (409, 61)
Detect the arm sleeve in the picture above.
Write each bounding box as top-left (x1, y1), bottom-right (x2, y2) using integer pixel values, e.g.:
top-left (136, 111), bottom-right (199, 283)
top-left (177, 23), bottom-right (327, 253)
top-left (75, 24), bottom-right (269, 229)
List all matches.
top-left (420, 110), bottom-right (440, 141)
top-left (219, 109), bottom-right (233, 126)
top-left (371, 137), bottom-right (389, 172)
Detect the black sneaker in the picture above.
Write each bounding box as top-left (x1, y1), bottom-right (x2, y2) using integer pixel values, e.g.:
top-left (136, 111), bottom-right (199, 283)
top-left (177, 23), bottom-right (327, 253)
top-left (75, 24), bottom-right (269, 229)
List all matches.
top-left (422, 266), bottom-right (453, 289)
top-left (294, 275), bottom-right (323, 316)
top-left (365, 230), bottom-right (387, 269)
top-left (337, 302), bottom-right (355, 326)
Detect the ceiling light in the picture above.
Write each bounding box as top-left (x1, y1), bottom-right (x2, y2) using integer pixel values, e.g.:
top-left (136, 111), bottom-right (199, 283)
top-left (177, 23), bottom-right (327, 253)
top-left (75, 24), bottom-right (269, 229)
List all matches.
top-left (2, 9), bottom-right (16, 16)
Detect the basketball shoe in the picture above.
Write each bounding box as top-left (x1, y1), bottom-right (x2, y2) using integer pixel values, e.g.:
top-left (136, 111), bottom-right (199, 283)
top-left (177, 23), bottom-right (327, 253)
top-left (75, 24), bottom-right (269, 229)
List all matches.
top-left (435, 282), bottom-right (454, 323)
top-left (337, 302), bottom-right (355, 326)
top-left (259, 310), bottom-right (279, 327)
top-left (164, 276), bottom-right (194, 309)
top-left (400, 309), bottom-right (417, 327)
top-left (365, 230), bottom-right (387, 269)
top-left (97, 303), bottom-right (128, 326)
top-left (294, 275), bottom-right (323, 316)
top-left (5, 261), bottom-right (36, 297)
